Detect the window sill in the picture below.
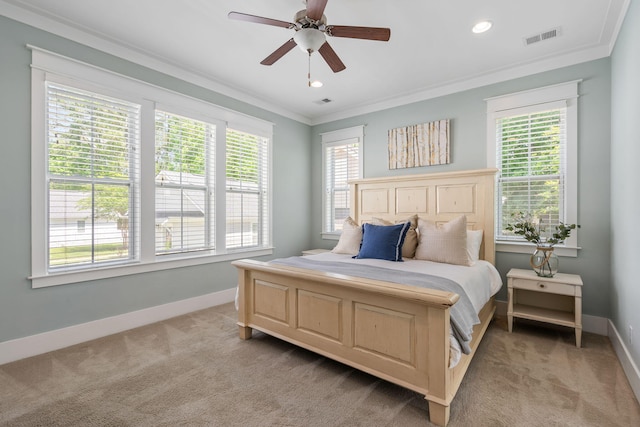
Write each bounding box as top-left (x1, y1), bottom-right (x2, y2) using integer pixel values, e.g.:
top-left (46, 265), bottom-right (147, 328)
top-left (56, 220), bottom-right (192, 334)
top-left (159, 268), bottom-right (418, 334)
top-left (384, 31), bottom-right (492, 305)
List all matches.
top-left (321, 232), bottom-right (340, 241)
top-left (496, 241), bottom-right (579, 258)
top-left (30, 247), bottom-right (274, 289)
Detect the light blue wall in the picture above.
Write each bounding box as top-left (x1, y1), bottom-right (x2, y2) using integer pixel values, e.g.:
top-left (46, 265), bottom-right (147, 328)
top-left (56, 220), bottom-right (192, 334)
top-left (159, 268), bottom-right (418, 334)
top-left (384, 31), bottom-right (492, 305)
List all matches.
top-left (310, 58), bottom-right (613, 318)
top-left (1, 7), bottom-right (632, 370)
top-left (0, 16), bottom-right (311, 343)
top-left (611, 0), bottom-right (640, 366)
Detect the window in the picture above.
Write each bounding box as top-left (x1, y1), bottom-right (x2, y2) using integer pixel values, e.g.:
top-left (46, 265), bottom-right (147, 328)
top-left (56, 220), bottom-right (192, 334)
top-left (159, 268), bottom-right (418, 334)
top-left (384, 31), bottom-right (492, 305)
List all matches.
top-left (496, 108), bottom-right (565, 228)
top-left (155, 111), bottom-right (216, 255)
top-left (487, 81), bottom-right (579, 254)
top-left (46, 82), bottom-right (140, 270)
top-left (321, 126), bottom-right (364, 237)
top-left (31, 47), bottom-right (272, 287)
top-left (226, 129), bottom-right (270, 250)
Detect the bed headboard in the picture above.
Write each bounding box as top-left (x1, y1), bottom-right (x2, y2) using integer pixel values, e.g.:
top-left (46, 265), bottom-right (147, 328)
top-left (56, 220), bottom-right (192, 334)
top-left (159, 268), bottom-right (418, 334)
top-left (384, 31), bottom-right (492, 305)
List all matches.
top-left (349, 168), bottom-right (498, 265)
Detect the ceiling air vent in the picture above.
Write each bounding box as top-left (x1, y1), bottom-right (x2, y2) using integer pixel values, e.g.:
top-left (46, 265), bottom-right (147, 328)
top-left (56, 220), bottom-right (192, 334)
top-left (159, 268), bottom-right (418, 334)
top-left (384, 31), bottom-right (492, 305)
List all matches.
top-left (523, 27), bottom-right (561, 46)
top-left (313, 98), bottom-right (332, 105)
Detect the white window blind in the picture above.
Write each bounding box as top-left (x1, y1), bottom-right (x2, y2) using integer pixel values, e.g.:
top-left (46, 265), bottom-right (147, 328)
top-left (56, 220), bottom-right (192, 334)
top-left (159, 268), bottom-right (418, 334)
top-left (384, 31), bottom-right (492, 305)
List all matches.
top-left (323, 139), bottom-right (361, 233)
top-left (496, 106), bottom-right (567, 240)
top-left (225, 129), bottom-right (270, 250)
top-left (46, 82), bottom-right (140, 270)
top-left (155, 111), bottom-right (216, 255)
top-left (32, 48), bottom-right (274, 287)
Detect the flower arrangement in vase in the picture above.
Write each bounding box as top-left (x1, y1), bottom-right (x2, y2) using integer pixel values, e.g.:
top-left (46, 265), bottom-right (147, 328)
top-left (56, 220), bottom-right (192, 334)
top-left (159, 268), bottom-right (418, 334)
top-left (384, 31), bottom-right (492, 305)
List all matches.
top-left (506, 212), bottom-right (580, 277)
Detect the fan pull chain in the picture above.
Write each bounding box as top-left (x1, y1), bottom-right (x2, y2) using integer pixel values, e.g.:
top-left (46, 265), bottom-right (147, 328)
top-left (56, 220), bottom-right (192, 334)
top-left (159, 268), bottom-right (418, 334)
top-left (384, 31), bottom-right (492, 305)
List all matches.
top-left (305, 52), bottom-right (323, 88)
top-left (307, 52), bottom-right (323, 88)
top-left (308, 52), bottom-right (312, 87)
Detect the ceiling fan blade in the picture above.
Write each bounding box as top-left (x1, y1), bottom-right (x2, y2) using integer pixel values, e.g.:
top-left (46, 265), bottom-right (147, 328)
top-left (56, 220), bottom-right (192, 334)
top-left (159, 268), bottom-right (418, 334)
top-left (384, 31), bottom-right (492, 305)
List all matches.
top-left (318, 42), bottom-right (346, 73)
top-left (228, 11), bottom-right (294, 29)
top-left (306, 0), bottom-right (328, 21)
top-left (260, 38), bottom-right (298, 66)
top-left (327, 25), bottom-right (391, 41)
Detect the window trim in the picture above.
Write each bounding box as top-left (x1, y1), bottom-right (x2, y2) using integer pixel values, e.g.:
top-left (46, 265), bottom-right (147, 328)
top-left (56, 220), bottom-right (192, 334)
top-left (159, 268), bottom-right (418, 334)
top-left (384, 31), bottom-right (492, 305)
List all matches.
top-left (30, 46), bottom-right (273, 288)
top-left (321, 126), bottom-right (364, 240)
top-left (486, 80), bottom-right (581, 256)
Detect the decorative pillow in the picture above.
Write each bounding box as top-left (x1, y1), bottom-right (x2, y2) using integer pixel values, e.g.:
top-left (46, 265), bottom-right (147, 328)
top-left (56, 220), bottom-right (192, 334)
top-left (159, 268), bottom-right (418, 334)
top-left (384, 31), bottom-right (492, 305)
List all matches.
top-left (331, 216), bottom-right (362, 255)
top-left (415, 215), bottom-right (471, 266)
top-left (467, 229), bottom-right (483, 263)
top-left (354, 222), bottom-right (411, 262)
top-left (371, 214), bottom-right (419, 259)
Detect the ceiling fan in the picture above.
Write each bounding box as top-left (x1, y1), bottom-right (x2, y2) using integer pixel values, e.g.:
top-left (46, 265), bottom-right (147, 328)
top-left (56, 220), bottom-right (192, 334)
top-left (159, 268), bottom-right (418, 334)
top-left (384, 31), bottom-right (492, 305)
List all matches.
top-left (228, 0), bottom-right (391, 73)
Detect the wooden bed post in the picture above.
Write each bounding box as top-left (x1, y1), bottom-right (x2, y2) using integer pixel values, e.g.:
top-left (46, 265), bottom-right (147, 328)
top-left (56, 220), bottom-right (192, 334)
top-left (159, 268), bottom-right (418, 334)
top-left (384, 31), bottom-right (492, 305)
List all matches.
top-left (239, 325), bottom-right (253, 340)
top-left (428, 402), bottom-right (450, 427)
top-left (426, 306), bottom-right (452, 426)
top-left (236, 268), bottom-right (253, 340)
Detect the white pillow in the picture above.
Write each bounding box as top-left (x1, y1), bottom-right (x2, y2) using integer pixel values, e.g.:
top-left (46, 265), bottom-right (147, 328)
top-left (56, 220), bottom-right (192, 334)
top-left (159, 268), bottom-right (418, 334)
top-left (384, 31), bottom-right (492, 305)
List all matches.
top-left (331, 216), bottom-right (362, 255)
top-left (415, 215), bottom-right (471, 266)
top-left (371, 214), bottom-right (419, 259)
top-left (466, 229), bottom-right (483, 263)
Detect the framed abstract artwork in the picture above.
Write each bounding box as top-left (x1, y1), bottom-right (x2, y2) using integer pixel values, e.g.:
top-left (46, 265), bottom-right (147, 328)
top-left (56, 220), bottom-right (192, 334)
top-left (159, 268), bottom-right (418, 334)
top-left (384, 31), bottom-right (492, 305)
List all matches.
top-left (388, 119), bottom-right (450, 169)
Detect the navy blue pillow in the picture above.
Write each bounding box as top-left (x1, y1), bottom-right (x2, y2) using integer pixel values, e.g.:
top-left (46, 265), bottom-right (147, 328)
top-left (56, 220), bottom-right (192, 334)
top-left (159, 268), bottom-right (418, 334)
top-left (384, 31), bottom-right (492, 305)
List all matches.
top-left (354, 222), bottom-right (411, 262)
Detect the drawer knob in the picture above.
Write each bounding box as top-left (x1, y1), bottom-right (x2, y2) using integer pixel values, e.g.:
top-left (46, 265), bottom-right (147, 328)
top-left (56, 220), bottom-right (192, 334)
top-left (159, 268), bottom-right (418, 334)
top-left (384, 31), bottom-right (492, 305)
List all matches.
top-left (538, 283), bottom-right (546, 289)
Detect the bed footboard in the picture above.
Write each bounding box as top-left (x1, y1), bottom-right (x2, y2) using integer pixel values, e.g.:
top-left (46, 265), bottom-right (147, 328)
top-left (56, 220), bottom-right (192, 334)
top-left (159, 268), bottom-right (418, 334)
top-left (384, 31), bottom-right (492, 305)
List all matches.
top-left (233, 259), bottom-right (495, 426)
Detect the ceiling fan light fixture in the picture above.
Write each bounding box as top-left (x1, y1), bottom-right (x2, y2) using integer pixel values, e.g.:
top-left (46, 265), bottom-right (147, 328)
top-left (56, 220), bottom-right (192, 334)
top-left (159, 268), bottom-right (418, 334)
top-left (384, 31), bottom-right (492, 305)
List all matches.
top-left (310, 80), bottom-right (323, 88)
top-left (472, 20), bottom-right (493, 34)
top-left (229, 1), bottom-right (390, 73)
top-left (294, 28), bottom-right (326, 52)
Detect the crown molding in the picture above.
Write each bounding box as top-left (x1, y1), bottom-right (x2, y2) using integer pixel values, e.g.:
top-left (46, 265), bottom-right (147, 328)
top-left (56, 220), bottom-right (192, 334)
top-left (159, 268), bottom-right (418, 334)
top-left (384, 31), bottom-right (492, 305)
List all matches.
top-left (0, 0), bottom-right (313, 125)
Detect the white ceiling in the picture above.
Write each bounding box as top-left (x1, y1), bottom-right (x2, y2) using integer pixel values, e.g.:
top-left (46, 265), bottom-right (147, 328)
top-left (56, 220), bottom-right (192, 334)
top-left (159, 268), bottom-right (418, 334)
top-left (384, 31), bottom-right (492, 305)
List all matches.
top-left (0, 0), bottom-right (629, 125)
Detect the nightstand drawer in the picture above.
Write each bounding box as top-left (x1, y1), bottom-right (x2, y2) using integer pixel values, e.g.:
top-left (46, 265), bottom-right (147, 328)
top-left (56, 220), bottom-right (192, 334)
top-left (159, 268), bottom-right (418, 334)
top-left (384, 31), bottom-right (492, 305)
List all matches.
top-left (511, 278), bottom-right (576, 296)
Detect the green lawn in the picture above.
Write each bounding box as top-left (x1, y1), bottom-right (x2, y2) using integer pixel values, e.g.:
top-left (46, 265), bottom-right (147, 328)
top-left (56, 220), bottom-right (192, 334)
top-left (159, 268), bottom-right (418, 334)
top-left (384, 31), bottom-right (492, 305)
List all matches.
top-left (50, 242), bottom-right (128, 266)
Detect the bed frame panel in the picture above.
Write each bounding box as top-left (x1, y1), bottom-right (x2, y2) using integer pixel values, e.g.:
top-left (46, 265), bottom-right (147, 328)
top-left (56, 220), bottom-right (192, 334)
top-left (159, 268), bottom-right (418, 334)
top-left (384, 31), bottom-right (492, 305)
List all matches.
top-left (233, 168), bottom-right (498, 426)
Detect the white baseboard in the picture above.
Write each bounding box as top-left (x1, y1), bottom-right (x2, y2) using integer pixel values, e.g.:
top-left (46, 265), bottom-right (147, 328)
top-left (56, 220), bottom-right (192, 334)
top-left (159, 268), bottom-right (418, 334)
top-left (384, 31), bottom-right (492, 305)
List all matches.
top-left (0, 288), bottom-right (236, 366)
top-left (608, 320), bottom-right (640, 402)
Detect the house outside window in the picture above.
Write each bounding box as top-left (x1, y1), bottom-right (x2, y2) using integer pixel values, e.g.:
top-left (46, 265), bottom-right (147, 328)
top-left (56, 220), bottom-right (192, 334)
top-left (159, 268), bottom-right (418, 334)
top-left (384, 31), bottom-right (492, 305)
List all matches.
top-left (487, 81), bottom-right (579, 255)
top-left (321, 126), bottom-right (363, 238)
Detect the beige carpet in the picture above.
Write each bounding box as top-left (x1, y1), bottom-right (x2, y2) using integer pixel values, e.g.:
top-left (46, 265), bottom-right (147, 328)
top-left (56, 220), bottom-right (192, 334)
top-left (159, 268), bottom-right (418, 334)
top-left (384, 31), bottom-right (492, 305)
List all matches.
top-left (1, 303), bottom-right (639, 426)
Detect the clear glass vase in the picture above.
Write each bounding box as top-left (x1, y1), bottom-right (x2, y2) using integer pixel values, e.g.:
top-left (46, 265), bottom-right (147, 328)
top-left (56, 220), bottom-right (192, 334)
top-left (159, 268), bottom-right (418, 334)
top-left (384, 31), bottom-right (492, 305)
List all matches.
top-left (530, 246), bottom-right (558, 277)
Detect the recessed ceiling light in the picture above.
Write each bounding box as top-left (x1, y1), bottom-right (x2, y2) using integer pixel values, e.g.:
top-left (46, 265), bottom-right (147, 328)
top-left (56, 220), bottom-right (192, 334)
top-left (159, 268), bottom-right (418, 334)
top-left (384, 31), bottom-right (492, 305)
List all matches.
top-left (472, 21), bottom-right (493, 34)
top-left (310, 80), bottom-right (323, 88)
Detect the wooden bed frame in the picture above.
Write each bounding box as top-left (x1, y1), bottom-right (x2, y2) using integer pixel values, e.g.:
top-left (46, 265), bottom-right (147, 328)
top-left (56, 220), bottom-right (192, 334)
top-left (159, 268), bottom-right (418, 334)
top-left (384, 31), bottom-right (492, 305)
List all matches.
top-left (233, 168), bottom-right (498, 426)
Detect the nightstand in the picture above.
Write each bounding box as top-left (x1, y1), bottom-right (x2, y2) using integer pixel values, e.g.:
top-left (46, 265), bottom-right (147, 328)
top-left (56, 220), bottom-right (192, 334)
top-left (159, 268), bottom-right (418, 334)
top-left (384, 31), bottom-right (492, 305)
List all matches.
top-left (507, 268), bottom-right (583, 347)
top-left (301, 248), bottom-right (330, 256)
